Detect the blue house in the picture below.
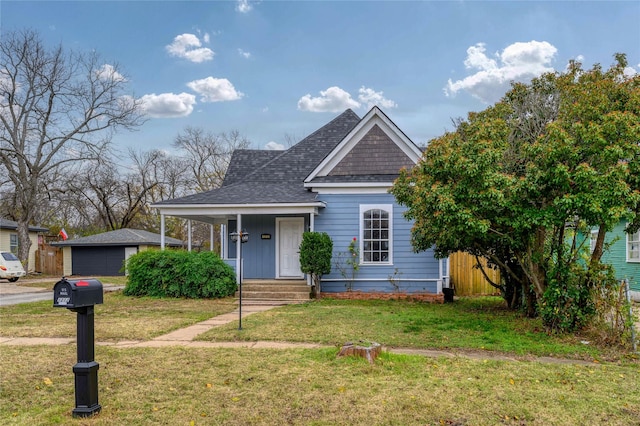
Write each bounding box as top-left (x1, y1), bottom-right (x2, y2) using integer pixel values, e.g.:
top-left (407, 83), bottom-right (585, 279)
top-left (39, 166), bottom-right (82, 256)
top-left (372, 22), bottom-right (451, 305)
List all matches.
top-left (153, 107), bottom-right (448, 300)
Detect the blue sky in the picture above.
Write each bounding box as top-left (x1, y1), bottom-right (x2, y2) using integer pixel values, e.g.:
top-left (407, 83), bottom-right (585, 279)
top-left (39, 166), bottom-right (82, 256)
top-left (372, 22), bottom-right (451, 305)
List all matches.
top-left (3, 1), bottom-right (639, 152)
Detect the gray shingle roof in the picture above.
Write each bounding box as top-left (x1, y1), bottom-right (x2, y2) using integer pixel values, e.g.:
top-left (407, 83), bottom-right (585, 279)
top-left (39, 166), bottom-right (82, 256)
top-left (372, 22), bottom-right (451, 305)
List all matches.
top-left (222, 149), bottom-right (283, 187)
top-left (327, 124), bottom-right (415, 177)
top-left (52, 228), bottom-right (184, 247)
top-left (0, 218), bottom-right (49, 233)
top-left (157, 109), bottom-right (361, 206)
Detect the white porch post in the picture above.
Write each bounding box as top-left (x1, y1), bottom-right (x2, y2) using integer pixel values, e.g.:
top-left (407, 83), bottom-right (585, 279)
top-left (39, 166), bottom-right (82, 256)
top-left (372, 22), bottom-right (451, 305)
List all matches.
top-left (220, 224), bottom-right (226, 259)
top-left (307, 213), bottom-right (315, 286)
top-left (187, 220), bottom-right (192, 251)
top-left (160, 214), bottom-right (165, 250)
top-left (210, 224), bottom-right (214, 252)
top-left (236, 214), bottom-right (242, 284)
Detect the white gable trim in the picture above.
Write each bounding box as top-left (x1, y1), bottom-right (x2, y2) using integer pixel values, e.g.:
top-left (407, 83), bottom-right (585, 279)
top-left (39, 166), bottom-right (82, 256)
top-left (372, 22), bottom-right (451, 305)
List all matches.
top-left (305, 106), bottom-right (422, 183)
top-left (305, 182), bottom-right (393, 194)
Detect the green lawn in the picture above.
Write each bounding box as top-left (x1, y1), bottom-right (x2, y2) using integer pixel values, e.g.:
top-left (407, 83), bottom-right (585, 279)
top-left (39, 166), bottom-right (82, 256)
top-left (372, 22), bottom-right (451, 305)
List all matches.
top-left (0, 291), bottom-right (236, 341)
top-left (1, 294), bottom-right (639, 424)
top-left (1, 345), bottom-right (639, 425)
top-left (197, 297), bottom-right (622, 360)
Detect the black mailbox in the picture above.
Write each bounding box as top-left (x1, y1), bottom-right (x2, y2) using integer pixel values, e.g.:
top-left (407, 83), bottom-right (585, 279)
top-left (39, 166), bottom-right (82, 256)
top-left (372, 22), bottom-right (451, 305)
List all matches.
top-left (52, 277), bottom-right (104, 417)
top-left (53, 278), bottom-right (103, 309)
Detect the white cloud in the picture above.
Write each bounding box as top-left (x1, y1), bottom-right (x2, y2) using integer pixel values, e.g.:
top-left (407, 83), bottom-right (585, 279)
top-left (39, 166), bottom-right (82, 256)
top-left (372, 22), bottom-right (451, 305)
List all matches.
top-left (140, 92), bottom-right (196, 118)
top-left (238, 48), bottom-right (251, 59)
top-left (202, 33), bottom-right (210, 44)
top-left (297, 86), bottom-right (361, 112)
top-left (187, 77), bottom-right (244, 102)
top-left (236, 0), bottom-right (253, 13)
top-left (96, 64), bottom-right (126, 82)
top-left (445, 41), bottom-right (558, 103)
top-left (265, 141), bottom-right (285, 150)
top-left (358, 87), bottom-right (397, 110)
top-left (166, 33), bottom-right (214, 63)
top-left (623, 66), bottom-right (638, 77)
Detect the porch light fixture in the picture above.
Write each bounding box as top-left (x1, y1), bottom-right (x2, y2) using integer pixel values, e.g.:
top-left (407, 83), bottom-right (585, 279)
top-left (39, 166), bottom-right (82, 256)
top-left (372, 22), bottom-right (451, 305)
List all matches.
top-left (230, 230), bottom-right (249, 244)
top-left (230, 230), bottom-right (249, 330)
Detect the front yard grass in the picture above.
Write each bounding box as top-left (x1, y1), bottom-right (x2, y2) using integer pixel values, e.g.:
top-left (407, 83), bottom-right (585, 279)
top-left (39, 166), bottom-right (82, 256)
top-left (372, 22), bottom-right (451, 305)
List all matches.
top-left (197, 297), bottom-right (622, 361)
top-left (1, 344), bottom-right (639, 425)
top-left (0, 291), bottom-right (236, 341)
top-left (1, 293), bottom-right (639, 424)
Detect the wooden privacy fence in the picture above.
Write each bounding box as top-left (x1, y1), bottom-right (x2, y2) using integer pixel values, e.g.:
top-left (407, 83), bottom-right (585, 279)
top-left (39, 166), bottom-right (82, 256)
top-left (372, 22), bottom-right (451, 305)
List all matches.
top-left (449, 252), bottom-right (501, 296)
top-left (35, 244), bottom-right (63, 275)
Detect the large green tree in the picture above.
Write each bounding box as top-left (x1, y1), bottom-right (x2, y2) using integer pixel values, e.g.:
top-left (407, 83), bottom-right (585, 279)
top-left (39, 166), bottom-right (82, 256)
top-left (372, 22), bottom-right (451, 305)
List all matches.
top-left (392, 55), bottom-right (640, 326)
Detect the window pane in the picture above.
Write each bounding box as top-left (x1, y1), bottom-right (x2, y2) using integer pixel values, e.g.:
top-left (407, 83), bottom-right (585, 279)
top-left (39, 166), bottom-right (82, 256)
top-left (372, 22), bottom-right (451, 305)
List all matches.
top-left (362, 207), bottom-right (390, 263)
top-left (629, 231), bottom-right (640, 260)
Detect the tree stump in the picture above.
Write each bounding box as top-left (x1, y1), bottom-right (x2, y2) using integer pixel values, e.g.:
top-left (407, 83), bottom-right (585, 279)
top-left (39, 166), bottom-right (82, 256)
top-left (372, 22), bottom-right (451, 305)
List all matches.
top-left (337, 341), bottom-right (381, 364)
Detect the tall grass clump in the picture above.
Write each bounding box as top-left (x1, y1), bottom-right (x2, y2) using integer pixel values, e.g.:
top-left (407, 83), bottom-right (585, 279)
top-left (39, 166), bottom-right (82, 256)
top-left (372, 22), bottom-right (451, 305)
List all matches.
top-left (124, 250), bottom-right (236, 298)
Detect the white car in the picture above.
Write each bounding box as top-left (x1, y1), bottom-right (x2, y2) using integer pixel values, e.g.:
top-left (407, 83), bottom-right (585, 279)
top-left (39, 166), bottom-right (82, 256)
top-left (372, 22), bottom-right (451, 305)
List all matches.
top-left (0, 252), bottom-right (26, 282)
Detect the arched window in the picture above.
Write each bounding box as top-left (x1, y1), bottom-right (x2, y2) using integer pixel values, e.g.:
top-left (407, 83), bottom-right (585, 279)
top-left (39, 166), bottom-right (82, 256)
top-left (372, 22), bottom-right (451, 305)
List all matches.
top-left (360, 204), bottom-right (392, 264)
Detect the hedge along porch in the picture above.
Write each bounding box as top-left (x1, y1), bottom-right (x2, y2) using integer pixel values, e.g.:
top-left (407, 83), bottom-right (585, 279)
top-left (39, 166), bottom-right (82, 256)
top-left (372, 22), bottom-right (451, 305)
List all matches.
top-left (152, 107), bottom-right (449, 299)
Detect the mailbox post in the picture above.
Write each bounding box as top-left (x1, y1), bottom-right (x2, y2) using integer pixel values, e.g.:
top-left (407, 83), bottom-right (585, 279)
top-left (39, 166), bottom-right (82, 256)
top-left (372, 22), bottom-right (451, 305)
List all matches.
top-left (53, 278), bottom-right (103, 418)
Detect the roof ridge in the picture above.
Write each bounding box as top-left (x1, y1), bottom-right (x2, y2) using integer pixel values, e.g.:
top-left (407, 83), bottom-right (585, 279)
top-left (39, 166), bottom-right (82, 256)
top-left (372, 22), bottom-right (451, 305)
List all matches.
top-left (227, 109), bottom-right (361, 183)
top-left (127, 228), bottom-right (148, 240)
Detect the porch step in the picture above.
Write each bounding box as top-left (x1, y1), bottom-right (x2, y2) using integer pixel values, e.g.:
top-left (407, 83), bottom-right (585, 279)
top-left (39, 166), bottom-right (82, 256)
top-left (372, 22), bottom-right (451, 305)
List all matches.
top-left (236, 279), bottom-right (311, 304)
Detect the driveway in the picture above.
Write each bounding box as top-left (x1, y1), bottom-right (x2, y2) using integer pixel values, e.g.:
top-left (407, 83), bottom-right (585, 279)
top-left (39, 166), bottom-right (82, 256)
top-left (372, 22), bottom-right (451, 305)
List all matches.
top-left (0, 278), bottom-right (124, 306)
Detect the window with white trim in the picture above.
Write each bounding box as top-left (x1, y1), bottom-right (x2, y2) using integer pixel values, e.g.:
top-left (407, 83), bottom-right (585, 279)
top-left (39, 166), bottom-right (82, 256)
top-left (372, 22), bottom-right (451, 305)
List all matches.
top-left (628, 230), bottom-right (640, 262)
top-left (9, 234), bottom-right (18, 255)
top-left (360, 204), bottom-right (392, 264)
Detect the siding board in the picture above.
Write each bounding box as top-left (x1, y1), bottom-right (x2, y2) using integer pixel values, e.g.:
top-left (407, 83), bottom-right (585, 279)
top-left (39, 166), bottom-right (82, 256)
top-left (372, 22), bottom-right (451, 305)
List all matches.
top-left (315, 193), bottom-right (441, 293)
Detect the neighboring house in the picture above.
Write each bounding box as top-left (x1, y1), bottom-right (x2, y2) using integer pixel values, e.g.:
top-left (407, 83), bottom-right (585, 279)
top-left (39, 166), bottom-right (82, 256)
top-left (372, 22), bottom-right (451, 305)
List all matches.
top-left (590, 220), bottom-right (640, 300)
top-left (153, 107), bottom-right (448, 298)
top-left (0, 218), bottom-right (49, 272)
top-left (52, 228), bottom-right (183, 276)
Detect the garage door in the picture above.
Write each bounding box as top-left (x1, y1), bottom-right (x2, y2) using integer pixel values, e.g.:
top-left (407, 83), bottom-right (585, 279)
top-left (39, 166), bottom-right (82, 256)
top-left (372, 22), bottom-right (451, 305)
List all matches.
top-left (72, 247), bottom-right (126, 276)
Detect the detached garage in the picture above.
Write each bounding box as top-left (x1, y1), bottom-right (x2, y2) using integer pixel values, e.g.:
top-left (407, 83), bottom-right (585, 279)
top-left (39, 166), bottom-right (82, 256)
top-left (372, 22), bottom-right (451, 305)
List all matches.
top-left (53, 229), bottom-right (183, 276)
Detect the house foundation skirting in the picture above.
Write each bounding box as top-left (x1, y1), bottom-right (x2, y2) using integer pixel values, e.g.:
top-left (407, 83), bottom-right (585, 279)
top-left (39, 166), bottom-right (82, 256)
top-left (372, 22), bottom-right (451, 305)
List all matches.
top-left (319, 290), bottom-right (444, 303)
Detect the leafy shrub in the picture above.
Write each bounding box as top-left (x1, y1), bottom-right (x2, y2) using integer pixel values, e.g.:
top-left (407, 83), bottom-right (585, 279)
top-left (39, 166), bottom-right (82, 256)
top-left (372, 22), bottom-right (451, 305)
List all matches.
top-left (124, 250), bottom-right (236, 298)
top-left (299, 232), bottom-right (332, 296)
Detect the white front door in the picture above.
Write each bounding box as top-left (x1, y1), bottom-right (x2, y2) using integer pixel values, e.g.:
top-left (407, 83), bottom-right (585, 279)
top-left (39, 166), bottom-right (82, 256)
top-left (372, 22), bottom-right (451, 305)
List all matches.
top-left (277, 217), bottom-right (304, 278)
